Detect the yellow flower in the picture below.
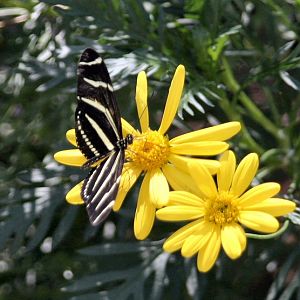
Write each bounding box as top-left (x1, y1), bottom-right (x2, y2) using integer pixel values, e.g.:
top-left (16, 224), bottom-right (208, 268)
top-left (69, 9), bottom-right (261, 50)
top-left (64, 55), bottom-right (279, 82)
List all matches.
top-left (54, 65), bottom-right (241, 240)
top-left (156, 150), bottom-right (296, 272)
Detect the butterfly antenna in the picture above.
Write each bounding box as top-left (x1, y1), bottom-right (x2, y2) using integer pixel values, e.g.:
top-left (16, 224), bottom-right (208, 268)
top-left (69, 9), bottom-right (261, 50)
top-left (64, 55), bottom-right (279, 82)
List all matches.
top-left (135, 88), bottom-right (155, 131)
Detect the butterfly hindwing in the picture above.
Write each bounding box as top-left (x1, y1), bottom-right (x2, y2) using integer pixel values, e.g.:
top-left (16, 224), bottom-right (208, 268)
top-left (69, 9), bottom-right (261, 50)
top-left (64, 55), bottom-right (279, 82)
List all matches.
top-left (82, 150), bottom-right (125, 225)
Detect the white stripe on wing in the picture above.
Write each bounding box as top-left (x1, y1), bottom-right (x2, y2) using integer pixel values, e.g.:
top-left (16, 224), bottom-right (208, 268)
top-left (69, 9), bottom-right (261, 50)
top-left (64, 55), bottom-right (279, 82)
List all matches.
top-left (85, 114), bottom-right (114, 151)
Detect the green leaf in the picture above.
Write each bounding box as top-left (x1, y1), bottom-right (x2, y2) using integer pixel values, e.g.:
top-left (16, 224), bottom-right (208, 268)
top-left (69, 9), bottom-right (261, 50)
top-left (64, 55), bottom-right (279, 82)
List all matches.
top-left (266, 249), bottom-right (300, 300)
top-left (52, 205), bottom-right (79, 249)
top-left (78, 240), bottom-right (163, 256)
top-left (62, 268), bottom-right (132, 292)
top-left (280, 71), bottom-right (300, 91)
top-left (26, 196), bottom-right (61, 252)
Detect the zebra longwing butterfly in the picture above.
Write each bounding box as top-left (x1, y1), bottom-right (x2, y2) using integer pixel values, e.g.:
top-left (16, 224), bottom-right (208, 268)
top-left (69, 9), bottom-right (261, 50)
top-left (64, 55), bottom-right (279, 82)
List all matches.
top-left (75, 48), bottom-right (133, 225)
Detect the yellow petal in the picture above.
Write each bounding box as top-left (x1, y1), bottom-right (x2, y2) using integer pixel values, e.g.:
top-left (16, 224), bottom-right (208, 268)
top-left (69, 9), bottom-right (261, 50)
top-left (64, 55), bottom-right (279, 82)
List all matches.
top-left (156, 205), bottom-right (204, 221)
top-left (134, 172), bottom-right (156, 240)
top-left (236, 223), bottom-right (247, 252)
top-left (197, 224), bottom-right (221, 272)
top-left (237, 183), bottom-right (281, 207)
top-left (158, 65), bottom-right (185, 135)
top-left (171, 141), bottom-right (228, 156)
top-left (66, 181), bottom-right (84, 205)
top-left (168, 191), bottom-right (205, 206)
top-left (230, 153), bottom-right (259, 197)
top-left (217, 150), bottom-right (236, 192)
top-left (135, 71), bottom-right (149, 133)
top-left (221, 224), bottom-right (246, 259)
top-left (121, 118), bottom-right (138, 137)
top-left (168, 153), bottom-right (220, 174)
top-left (149, 168), bottom-right (169, 207)
top-left (181, 221), bottom-right (213, 257)
top-left (113, 162), bottom-right (142, 211)
top-left (243, 198), bottom-right (296, 216)
top-left (238, 211), bottom-right (279, 233)
top-left (66, 129), bottom-right (77, 146)
top-left (54, 149), bottom-right (86, 166)
top-left (170, 121), bottom-right (241, 144)
top-left (188, 161), bottom-right (218, 199)
top-left (163, 219), bottom-right (203, 253)
top-left (162, 164), bottom-right (199, 195)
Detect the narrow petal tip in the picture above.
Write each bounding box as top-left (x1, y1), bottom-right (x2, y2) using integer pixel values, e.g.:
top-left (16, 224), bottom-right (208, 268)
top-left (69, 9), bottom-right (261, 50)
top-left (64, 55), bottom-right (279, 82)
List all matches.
top-left (231, 121), bottom-right (241, 132)
top-left (66, 129), bottom-right (77, 146)
top-left (177, 64), bottom-right (185, 73)
top-left (53, 149), bottom-right (86, 166)
top-left (66, 183), bottom-right (84, 205)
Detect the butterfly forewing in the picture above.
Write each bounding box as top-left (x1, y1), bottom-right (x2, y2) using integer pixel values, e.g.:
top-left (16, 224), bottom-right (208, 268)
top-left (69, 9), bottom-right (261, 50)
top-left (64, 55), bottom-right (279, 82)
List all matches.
top-left (75, 48), bottom-right (128, 226)
top-left (77, 48), bottom-right (122, 131)
top-left (76, 48), bottom-right (122, 161)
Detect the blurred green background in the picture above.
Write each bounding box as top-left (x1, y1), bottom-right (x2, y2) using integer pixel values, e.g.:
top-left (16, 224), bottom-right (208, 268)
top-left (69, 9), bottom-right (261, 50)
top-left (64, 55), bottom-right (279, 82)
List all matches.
top-left (0, 1), bottom-right (300, 299)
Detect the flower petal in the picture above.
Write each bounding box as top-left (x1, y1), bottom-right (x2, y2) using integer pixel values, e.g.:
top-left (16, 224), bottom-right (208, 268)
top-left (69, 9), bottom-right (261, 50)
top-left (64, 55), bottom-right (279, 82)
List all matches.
top-left (217, 150), bottom-right (236, 192)
top-left (171, 141), bottom-right (228, 156)
top-left (54, 149), bottom-right (86, 166)
top-left (168, 191), bottom-right (205, 206)
top-left (230, 153), bottom-right (259, 197)
top-left (149, 168), bottom-right (169, 207)
top-left (162, 164), bottom-right (199, 195)
top-left (238, 211), bottom-right (279, 233)
top-left (66, 129), bottom-right (77, 146)
top-left (66, 181), bottom-right (84, 205)
top-left (168, 153), bottom-right (220, 174)
top-left (113, 162), bottom-right (142, 211)
top-left (181, 221), bottom-right (214, 257)
top-left (237, 182), bottom-right (281, 207)
top-left (163, 219), bottom-right (203, 252)
top-left (188, 161), bottom-right (218, 199)
top-left (243, 198), bottom-right (295, 216)
top-left (221, 224), bottom-right (246, 259)
top-left (121, 118), bottom-right (138, 137)
top-left (156, 205), bottom-right (204, 221)
top-left (170, 122), bottom-right (241, 144)
top-left (197, 224), bottom-right (221, 272)
top-left (158, 65), bottom-right (185, 135)
top-left (135, 71), bottom-right (149, 133)
top-left (134, 172), bottom-right (156, 240)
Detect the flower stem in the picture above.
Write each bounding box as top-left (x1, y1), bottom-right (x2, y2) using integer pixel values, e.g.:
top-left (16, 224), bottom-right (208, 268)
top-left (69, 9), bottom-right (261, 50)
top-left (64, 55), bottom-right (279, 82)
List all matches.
top-left (246, 220), bottom-right (290, 240)
top-left (221, 57), bottom-right (279, 139)
top-left (217, 94), bottom-right (265, 154)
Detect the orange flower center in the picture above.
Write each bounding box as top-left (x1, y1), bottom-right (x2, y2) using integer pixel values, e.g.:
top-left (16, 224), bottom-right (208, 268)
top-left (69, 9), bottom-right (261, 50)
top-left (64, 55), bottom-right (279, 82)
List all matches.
top-left (126, 130), bottom-right (170, 171)
top-left (205, 191), bottom-right (239, 225)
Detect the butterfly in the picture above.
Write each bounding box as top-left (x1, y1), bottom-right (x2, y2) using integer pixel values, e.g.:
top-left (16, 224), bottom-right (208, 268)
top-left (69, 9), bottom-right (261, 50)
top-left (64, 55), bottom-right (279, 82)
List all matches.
top-left (75, 48), bottom-right (133, 226)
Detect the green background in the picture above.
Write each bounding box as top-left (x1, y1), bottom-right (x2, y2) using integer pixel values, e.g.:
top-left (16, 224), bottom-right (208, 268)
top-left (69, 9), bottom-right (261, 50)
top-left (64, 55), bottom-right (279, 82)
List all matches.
top-left (0, 1), bottom-right (300, 299)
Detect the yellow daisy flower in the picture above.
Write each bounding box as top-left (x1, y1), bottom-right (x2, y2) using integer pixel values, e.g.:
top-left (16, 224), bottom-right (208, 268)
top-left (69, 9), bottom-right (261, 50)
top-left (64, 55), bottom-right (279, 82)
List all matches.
top-left (54, 65), bottom-right (241, 240)
top-left (156, 150), bottom-right (296, 272)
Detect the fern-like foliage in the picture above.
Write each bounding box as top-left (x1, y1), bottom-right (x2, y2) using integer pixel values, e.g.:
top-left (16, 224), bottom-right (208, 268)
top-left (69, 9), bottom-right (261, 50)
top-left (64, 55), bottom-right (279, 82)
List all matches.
top-left (0, 0), bottom-right (300, 299)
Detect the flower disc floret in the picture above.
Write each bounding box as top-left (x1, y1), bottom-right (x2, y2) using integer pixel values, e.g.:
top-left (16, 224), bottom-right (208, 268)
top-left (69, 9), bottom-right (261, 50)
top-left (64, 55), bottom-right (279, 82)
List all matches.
top-left (126, 130), bottom-right (170, 171)
top-left (205, 191), bottom-right (239, 225)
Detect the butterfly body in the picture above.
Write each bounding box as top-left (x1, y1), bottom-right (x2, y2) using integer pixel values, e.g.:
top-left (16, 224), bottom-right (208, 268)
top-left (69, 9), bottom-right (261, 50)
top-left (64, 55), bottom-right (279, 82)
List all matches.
top-left (75, 48), bottom-right (132, 225)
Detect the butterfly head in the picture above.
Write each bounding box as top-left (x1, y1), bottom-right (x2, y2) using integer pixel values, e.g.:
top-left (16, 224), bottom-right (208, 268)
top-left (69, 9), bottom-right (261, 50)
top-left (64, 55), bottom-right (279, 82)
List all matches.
top-left (117, 134), bottom-right (133, 150)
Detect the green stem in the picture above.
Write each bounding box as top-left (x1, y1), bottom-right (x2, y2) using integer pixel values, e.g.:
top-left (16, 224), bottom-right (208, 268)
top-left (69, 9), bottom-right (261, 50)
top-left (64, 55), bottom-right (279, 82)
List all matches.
top-left (265, 0), bottom-right (299, 37)
top-left (218, 95), bottom-right (265, 154)
top-left (222, 57), bottom-right (279, 139)
top-left (246, 220), bottom-right (290, 240)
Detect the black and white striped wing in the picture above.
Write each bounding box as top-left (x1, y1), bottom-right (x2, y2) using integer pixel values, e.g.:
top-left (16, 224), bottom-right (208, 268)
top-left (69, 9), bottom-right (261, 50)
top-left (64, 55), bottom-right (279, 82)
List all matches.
top-left (82, 150), bottom-right (124, 225)
top-left (75, 48), bottom-right (122, 162)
